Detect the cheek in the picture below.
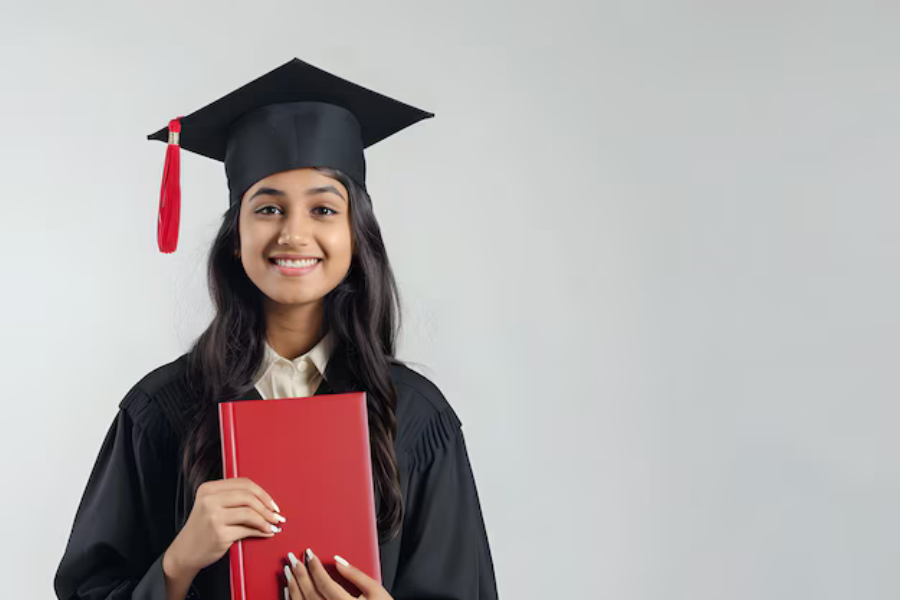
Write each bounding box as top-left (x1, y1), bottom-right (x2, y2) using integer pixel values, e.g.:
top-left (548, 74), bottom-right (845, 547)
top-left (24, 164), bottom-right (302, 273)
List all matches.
top-left (237, 213), bottom-right (253, 249)
top-left (239, 216), bottom-right (274, 252)
top-left (323, 224), bottom-right (354, 259)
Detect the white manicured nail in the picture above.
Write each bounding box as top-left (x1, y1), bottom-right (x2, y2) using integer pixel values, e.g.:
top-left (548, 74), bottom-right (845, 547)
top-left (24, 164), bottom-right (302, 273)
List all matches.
top-left (270, 524), bottom-right (282, 533)
top-left (288, 552), bottom-right (300, 568)
top-left (283, 586), bottom-right (289, 600)
top-left (334, 555), bottom-right (349, 567)
top-left (274, 513), bottom-right (287, 523)
top-left (284, 565), bottom-right (293, 582)
top-left (305, 548), bottom-right (316, 562)
top-left (271, 499), bottom-right (281, 513)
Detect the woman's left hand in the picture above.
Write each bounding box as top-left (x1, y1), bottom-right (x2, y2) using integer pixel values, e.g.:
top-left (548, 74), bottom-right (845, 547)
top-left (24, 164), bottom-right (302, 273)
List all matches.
top-left (283, 548), bottom-right (393, 600)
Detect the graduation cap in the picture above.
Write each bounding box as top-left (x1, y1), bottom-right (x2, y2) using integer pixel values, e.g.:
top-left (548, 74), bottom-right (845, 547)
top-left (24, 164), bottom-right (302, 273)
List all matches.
top-left (147, 57), bottom-right (434, 253)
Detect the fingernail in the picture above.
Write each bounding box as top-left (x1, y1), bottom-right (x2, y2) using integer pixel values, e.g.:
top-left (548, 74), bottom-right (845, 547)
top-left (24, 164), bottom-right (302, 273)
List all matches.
top-left (284, 565), bottom-right (293, 582)
top-left (305, 548), bottom-right (316, 563)
top-left (271, 524), bottom-right (282, 533)
top-left (274, 513), bottom-right (287, 523)
top-left (271, 500), bottom-right (281, 513)
top-left (334, 555), bottom-right (349, 567)
top-left (288, 552), bottom-right (299, 568)
top-left (283, 586), bottom-right (289, 600)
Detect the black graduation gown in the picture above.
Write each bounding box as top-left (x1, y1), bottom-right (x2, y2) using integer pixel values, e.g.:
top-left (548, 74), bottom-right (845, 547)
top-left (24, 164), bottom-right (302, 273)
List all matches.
top-left (53, 355), bottom-right (498, 600)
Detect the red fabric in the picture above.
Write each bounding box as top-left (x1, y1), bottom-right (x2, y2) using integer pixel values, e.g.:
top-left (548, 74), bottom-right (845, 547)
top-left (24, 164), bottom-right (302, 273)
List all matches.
top-left (157, 118), bottom-right (182, 253)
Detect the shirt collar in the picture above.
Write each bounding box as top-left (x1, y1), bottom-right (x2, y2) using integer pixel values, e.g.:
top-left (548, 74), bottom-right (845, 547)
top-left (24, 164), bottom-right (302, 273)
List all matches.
top-left (253, 330), bottom-right (337, 383)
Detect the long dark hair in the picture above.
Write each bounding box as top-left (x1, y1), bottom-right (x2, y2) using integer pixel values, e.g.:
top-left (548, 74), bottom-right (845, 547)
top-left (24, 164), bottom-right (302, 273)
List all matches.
top-left (181, 167), bottom-right (404, 542)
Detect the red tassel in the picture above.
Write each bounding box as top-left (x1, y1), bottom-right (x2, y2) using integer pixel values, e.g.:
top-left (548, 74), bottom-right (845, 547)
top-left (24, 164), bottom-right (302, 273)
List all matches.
top-left (157, 117), bottom-right (183, 253)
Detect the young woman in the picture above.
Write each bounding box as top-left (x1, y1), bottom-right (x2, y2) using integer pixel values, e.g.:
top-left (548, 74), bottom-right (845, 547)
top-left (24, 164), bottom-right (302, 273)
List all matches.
top-left (54, 58), bottom-right (498, 600)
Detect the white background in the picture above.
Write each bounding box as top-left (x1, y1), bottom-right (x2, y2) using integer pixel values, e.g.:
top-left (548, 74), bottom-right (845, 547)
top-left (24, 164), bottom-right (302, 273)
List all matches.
top-left (3, 1), bottom-right (900, 599)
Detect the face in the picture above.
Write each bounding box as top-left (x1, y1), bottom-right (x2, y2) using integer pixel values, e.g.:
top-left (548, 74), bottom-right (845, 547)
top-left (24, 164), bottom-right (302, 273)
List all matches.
top-left (238, 168), bottom-right (353, 308)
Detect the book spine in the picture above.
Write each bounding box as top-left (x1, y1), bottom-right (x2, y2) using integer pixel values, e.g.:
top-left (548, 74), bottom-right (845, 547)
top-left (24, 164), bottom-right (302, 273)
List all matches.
top-left (358, 392), bottom-right (382, 583)
top-left (219, 403), bottom-right (245, 600)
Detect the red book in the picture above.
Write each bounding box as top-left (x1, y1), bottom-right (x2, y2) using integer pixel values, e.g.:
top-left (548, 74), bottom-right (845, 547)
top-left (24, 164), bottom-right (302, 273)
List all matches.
top-left (218, 392), bottom-right (380, 600)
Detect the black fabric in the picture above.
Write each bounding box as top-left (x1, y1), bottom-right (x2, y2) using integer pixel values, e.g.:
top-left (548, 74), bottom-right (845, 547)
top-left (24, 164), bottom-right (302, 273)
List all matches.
top-left (224, 102), bottom-right (365, 205)
top-left (146, 57), bottom-right (434, 198)
top-left (54, 355), bottom-right (498, 600)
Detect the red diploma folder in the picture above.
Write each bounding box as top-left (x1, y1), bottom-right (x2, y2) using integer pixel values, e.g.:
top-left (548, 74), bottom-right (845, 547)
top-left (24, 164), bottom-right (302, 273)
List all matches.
top-left (218, 392), bottom-right (380, 600)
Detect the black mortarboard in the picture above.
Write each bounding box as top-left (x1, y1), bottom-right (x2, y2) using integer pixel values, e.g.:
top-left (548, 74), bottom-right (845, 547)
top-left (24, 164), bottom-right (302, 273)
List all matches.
top-left (147, 57), bottom-right (434, 253)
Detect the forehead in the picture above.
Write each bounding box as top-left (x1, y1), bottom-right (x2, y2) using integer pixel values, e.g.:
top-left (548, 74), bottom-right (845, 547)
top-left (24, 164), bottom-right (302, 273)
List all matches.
top-left (243, 168), bottom-right (348, 203)
top-left (257, 167), bottom-right (336, 188)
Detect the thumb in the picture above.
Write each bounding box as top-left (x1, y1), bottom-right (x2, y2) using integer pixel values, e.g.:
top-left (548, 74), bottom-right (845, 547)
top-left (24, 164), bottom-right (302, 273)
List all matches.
top-left (333, 555), bottom-right (383, 597)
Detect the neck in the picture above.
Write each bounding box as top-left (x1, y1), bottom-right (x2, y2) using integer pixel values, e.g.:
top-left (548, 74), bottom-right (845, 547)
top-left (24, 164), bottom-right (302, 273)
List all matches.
top-left (263, 298), bottom-right (326, 360)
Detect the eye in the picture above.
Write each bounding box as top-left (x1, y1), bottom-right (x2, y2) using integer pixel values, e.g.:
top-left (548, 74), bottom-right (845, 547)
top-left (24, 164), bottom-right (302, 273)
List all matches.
top-left (312, 206), bottom-right (338, 217)
top-left (256, 206), bottom-right (283, 215)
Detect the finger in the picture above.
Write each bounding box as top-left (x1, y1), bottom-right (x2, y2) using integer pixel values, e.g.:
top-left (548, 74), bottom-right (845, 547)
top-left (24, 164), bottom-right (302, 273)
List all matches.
top-left (223, 524), bottom-right (275, 543)
top-left (208, 477), bottom-right (281, 514)
top-left (291, 551), bottom-right (324, 600)
top-left (305, 548), bottom-right (351, 599)
top-left (284, 563), bottom-right (306, 600)
top-left (218, 490), bottom-right (286, 526)
top-left (223, 507), bottom-right (281, 536)
top-left (333, 555), bottom-right (382, 597)
top-left (239, 477), bottom-right (281, 513)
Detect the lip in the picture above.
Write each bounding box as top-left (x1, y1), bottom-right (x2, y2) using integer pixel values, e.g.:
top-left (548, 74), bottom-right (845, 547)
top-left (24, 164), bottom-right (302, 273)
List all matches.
top-left (269, 254), bottom-right (323, 260)
top-left (269, 257), bottom-right (321, 277)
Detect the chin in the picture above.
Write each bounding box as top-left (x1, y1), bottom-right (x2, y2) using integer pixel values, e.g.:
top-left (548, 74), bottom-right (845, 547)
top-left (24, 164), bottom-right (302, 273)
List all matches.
top-left (266, 290), bottom-right (326, 306)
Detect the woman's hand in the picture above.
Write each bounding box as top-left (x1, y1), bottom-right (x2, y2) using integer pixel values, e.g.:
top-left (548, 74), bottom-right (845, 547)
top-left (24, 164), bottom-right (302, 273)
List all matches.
top-left (283, 548), bottom-right (393, 600)
top-left (164, 477), bottom-right (285, 578)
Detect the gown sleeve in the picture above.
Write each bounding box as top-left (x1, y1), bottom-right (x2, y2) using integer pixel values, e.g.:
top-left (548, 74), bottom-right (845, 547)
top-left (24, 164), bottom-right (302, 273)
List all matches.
top-left (392, 407), bottom-right (499, 600)
top-left (54, 391), bottom-right (185, 600)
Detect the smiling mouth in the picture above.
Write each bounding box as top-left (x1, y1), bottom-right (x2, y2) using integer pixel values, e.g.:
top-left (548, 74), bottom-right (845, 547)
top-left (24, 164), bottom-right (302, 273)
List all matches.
top-left (269, 257), bottom-right (322, 268)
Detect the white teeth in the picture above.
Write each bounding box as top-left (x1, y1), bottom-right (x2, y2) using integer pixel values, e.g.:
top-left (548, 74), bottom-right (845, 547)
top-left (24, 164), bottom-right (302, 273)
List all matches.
top-left (274, 258), bottom-right (318, 268)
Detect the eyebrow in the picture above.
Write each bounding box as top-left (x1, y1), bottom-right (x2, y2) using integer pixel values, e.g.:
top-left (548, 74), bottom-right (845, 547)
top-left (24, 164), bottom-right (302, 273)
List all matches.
top-left (249, 185), bottom-right (347, 204)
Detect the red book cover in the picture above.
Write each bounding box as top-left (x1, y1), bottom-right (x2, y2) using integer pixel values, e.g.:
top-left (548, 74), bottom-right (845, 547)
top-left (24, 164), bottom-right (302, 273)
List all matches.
top-left (218, 392), bottom-right (381, 600)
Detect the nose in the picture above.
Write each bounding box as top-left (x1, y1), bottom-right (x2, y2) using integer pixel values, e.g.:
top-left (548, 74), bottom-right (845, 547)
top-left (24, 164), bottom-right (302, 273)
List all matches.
top-left (278, 232), bottom-right (309, 246)
top-left (278, 213), bottom-right (314, 246)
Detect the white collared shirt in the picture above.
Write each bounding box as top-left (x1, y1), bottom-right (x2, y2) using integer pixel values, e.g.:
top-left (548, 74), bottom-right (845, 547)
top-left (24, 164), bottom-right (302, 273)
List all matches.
top-left (252, 331), bottom-right (336, 399)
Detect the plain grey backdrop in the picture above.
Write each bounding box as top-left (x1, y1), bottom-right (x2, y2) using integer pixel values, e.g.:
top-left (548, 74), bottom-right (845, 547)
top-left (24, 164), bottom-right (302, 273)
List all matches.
top-left (2, 1), bottom-right (899, 598)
